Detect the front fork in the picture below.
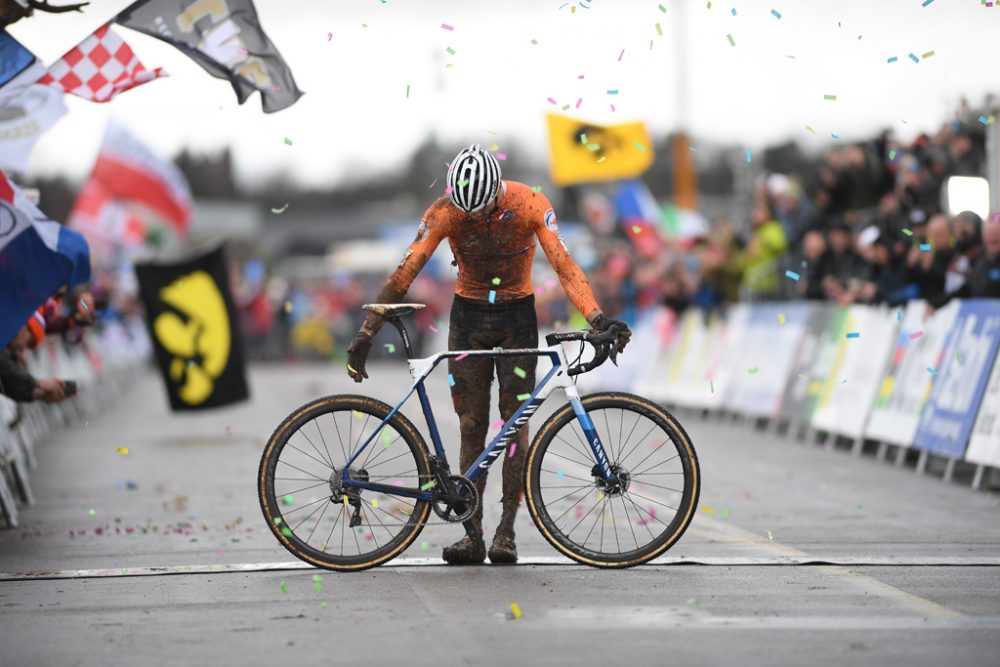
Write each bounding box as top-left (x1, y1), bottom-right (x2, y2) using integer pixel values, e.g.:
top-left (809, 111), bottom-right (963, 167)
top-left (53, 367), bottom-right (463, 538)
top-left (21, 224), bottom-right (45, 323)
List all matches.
top-left (568, 397), bottom-right (616, 485)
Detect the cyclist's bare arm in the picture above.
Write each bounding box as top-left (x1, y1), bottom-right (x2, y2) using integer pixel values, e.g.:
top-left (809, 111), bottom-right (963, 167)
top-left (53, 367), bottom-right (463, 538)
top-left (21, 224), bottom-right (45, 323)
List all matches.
top-left (360, 210), bottom-right (448, 337)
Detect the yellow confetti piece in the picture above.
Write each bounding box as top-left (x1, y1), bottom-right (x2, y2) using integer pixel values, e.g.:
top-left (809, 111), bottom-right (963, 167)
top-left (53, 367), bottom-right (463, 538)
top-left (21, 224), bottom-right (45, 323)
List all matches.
top-left (805, 125), bottom-right (815, 134)
top-left (655, 22), bottom-right (663, 36)
top-left (116, 447), bottom-right (129, 455)
top-left (489, 144), bottom-right (499, 151)
top-left (510, 603), bottom-right (523, 620)
top-left (922, 50), bottom-right (935, 59)
top-left (352, 410), bottom-right (364, 418)
top-left (516, 393), bottom-right (532, 401)
top-left (700, 505), bottom-right (715, 515)
top-left (371, 498), bottom-right (378, 509)
top-left (778, 313), bottom-right (786, 325)
top-left (343, 495), bottom-right (349, 506)
top-left (420, 479), bottom-right (437, 491)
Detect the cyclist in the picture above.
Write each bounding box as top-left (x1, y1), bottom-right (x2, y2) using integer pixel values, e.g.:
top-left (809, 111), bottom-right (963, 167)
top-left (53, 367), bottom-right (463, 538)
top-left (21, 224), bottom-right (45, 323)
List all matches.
top-left (346, 145), bottom-right (630, 564)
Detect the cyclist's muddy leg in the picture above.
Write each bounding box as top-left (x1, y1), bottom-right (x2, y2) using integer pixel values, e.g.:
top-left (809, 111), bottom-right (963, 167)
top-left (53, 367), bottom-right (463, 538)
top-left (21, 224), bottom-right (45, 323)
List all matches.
top-left (492, 324), bottom-right (538, 562)
top-left (443, 324), bottom-right (493, 563)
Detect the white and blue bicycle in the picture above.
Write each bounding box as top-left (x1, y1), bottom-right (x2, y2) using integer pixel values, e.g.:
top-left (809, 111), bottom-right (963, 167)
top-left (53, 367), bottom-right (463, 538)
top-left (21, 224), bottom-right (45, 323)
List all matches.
top-left (259, 304), bottom-right (700, 570)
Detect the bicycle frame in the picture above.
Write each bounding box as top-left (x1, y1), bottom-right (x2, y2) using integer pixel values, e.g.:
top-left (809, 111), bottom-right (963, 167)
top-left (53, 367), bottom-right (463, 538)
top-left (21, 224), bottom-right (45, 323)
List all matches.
top-left (341, 340), bottom-right (616, 501)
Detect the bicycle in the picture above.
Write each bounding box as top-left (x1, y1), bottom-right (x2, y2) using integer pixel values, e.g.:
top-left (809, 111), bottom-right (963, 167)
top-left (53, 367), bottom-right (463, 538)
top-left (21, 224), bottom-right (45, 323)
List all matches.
top-left (258, 303), bottom-right (700, 570)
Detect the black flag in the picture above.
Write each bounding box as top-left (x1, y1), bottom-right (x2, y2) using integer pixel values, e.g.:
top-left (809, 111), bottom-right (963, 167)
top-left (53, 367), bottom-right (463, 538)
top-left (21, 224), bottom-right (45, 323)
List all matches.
top-left (115, 0), bottom-right (302, 113)
top-left (135, 245), bottom-right (249, 411)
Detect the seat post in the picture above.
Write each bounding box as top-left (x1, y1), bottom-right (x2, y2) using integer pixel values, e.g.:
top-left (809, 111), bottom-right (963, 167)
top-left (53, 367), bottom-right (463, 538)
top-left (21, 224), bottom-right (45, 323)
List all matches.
top-left (385, 317), bottom-right (415, 359)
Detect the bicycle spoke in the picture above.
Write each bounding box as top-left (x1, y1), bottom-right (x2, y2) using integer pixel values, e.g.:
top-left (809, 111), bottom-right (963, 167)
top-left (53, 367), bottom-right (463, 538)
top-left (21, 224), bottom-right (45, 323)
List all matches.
top-left (626, 443), bottom-right (676, 478)
top-left (624, 489), bottom-right (680, 513)
top-left (545, 448), bottom-right (595, 470)
top-left (275, 481), bottom-right (328, 498)
top-left (617, 422), bottom-right (660, 468)
top-left (276, 459), bottom-right (328, 482)
top-left (581, 496), bottom-right (609, 547)
top-left (330, 411), bottom-right (350, 464)
top-left (552, 489), bottom-right (594, 525)
top-left (630, 478), bottom-right (684, 494)
top-left (281, 495), bottom-right (330, 516)
top-left (615, 409), bottom-right (642, 465)
top-left (285, 440), bottom-right (334, 471)
top-left (542, 481), bottom-right (595, 507)
top-left (553, 431), bottom-right (597, 465)
top-left (315, 418), bottom-right (336, 469)
top-left (565, 495), bottom-right (604, 537)
top-left (298, 426), bottom-right (333, 469)
top-left (632, 454), bottom-right (681, 478)
top-left (292, 496), bottom-right (330, 532)
top-left (541, 468), bottom-right (593, 484)
top-left (618, 494), bottom-right (643, 550)
top-left (306, 501), bottom-right (331, 545)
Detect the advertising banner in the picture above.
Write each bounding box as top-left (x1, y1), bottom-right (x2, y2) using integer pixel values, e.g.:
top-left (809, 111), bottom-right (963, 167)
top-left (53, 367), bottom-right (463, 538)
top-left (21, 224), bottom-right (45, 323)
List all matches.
top-left (777, 304), bottom-right (834, 424)
top-left (966, 352), bottom-right (1000, 468)
top-left (912, 300), bottom-right (1000, 457)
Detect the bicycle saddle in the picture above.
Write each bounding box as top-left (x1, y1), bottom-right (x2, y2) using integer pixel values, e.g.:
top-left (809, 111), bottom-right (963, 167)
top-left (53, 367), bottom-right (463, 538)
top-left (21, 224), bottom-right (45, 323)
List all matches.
top-left (362, 303), bottom-right (426, 318)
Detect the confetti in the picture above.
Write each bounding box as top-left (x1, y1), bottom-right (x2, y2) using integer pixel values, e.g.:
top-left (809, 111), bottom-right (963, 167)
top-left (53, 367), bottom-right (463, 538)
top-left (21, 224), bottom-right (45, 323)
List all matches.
top-left (273, 517), bottom-right (283, 525)
top-left (748, 367), bottom-right (758, 374)
top-left (909, 331), bottom-right (924, 340)
top-left (513, 366), bottom-right (527, 379)
top-left (919, 243), bottom-right (932, 252)
top-left (897, 309), bottom-right (903, 321)
top-left (488, 290), bottom-right (497, 304)
top-left (921, 50), bottom-right (935, 59)
top-left (658, 3), bottom-right (666, 11)
top-left (767, 530), bottom-right (774, 541)
top-left (509, 603), bottom-right (523, 620)
top-left (446, 46), bottom-right (455, 55)
top-left (721, 508), bottom-right (730, 519)
top-left (327, 32), bottom-right (332, 40)
top-left (496, 152), bottom-right (507, 160)
top-left (823, 94), bottom-right (837, 101)
top-left (282, 494), bottom-right (295, 505)
top-left (531, 39), bottom-right (538, 45)
top-left (635, 141), bottom-right (646, 152)
top-left (785, 270), bottom-right (800, 281)
top-left (979, 115), bottom-right (993, 126)
top-left (831, 133), bottom-right (840, 140)
top-left (575, 98), bottom-right (582, 109)
top-left (710, 380), bottom-right (715, 394)
top-left (607, 89), bottom-right (619, 95)
top-left (283, 137), bottom-right (293, 145)
top-left (731, 7), bottom-right (736, 15)
top-left (889, 149), bottom-right (897, 160)
top-left (618, 48), bottom-right (624, 61)
top-left (632, 225), bottom-right (642, 234)
top-left (420, 480), bottom-right (437, 491)
top-left (517, 393), bottom-right (532, 401)
top-left (321, 602), bottom-right (328, 608)
top-left (921, 0), bottom-right (934, 6)
top-left (687, 598), bottom-right (699, 606)
top-left (700, 505), bottom-right (715, 515)
top-left (421, 541), bottom-right (429, 550)
top-left (531, 185), bottom-right (542, 194)
top-left (281, 526), bottom-right (293, 537)
top-left (902, 228), bottom-right (914, 236)
top-left (547, 97), bottom-right (557, 105)
top-left (279, 581), bottom-right (288, 594)
top-left (271, 204), bottom-right (288, 214)
top-left (846, 332), bottom-right (860, 339)
top-left (655, 22), bottom-right (663, 36)
top-left (455, 352), bottom-right (470, 361)
top-left (491, 418), bottom-right (505, 430)
top-left (927, 367), bottom-right (940, 376)
top-left (491, 277), bottom-right (501, 285)
top-left (313, 574), bottom-right (323, 592)
top-left (726, 33), bottom-right (735, 46)
top-left (957, 352), bottom-right (965, 364)
top-left (441, 23), bottom-right (454, 30)
top-left (88, 508), bottom-right (96, 516)
top-left (508, 443), bottom-right (518, 459)
top-left (908, 53), bottom-right (919, 63)
top-left (887, 56), bottom-right (898, 63)
top-left (447, 373), bottom-right (456, 387)
top-left (406, 84), bottom-right (410, 98)
top-left (116, 447), bottom-right (129, 455)
top-left (385, 343), bottom-right (396, 353)
top-left (778, 313), bottom-right (786, 325)
top-left (745, 148), bottom-right (751, 163)
top-left (805, 125), bottom-right (815, 134)
top-left (770, 8), bottom-right (781, 18)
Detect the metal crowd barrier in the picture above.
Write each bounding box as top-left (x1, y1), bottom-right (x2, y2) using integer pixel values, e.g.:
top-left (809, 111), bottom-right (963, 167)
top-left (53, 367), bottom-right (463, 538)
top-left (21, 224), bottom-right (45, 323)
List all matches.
top-left (0, 319), bottom-right (150, 528)
top-left (577, 299), bottom-right (1000, 491)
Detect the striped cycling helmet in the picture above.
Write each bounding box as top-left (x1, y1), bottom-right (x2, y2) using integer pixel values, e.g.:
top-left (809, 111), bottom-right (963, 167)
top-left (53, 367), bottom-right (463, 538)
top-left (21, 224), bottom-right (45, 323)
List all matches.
top-left (447, 144), bottom-right (502, 213)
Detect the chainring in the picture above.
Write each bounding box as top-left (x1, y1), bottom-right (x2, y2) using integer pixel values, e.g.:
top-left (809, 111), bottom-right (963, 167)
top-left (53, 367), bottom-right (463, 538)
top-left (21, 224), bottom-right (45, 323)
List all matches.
top-left (431, 475), bottom-right (479, 523)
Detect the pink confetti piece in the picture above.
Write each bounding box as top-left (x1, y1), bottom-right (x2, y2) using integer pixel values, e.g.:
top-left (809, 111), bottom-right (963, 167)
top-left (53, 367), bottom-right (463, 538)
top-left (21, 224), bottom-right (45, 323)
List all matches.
top-left (508, 443), bottom-right (518, 459)
top-left (441, 23), bottom-right (454, 31)
top-left (327, 32), bottom-right (332, 41)
top-left (578, 74), bottom-right (585, 79)
top-left (429, 324), bottom-right (439, 333)
top-left (618, 48), bottom-right (624, 61)
top-left (445, 185), bottom-right (453, 194)
top-left (909, 330), bottom-right (924, 340)
top-left (610, 104), bottom-right (616, 112)
top-left (574, 505), bottom-right (584, 519)
top-left (491, 418), bottom-right (505, 430)
top-left (496, 152), bottom-right (507, 160)
top-left (575, 98), bottom-right (582, 109)
top-left (455, 352), bottom-right (470, 361)
top-left (547, 97), bottom-right (557, 105)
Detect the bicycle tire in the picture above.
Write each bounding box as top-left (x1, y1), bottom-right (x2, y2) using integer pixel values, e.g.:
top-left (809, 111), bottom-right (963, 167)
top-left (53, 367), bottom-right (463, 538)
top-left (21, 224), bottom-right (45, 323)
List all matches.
top-left (258, 394), bottom-right (432, 572)
top-left (525, 392), bottom-right (700, 568)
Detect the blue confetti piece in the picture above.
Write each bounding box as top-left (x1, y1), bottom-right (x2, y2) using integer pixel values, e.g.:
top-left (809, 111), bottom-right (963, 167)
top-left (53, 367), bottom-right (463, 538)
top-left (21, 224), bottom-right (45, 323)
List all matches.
top-left (908, 53), bottom-right (919, 63)
top-left (488, 290), bottom-right (496, 304)
top-left (770, 8), bottom-right (781, 18)
top-left (846, 332), bottom-right (860, 339)
top-left (731, 7), bottom-right (737, 15)
top-left (831, 133), bottom-right (840, 140)
top-left (921, 0), bottom-right (934, 6)
top-left (979, 115), bottom-right (991, 126)
top-left (990, 269), bottom-right (1000, 281)
top-left (897, 309), bottom-right (903, 321)
top-left (785, 270), bottom-right (800, 281)
top-left (447, 373), bottom-right (456, 387)
top-left (919, 243), bottom-right (931, 251)
top-left (887, 56), bottom-right (898, 63)
top-left (927, 367), bottom-right (939, 376)
top-left (745, 148), bottom-right (751, 163)
top-left (606, 89), bottom-right (619, 95)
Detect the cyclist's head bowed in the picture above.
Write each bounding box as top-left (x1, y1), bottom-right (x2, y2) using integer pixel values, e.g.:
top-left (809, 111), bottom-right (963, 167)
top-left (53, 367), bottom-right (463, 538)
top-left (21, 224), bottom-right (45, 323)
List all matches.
top-left (447, 144), bottom-right (502, 216)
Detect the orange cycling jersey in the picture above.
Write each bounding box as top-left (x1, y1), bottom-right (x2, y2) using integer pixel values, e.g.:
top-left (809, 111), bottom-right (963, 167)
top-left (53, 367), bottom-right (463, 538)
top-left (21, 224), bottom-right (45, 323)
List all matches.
top-left (361, 180), bottom-right (601, 336)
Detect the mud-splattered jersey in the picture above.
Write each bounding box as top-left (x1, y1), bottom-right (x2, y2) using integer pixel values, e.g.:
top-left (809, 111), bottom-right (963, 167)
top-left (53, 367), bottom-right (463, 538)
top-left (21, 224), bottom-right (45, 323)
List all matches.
top-left (360, 181), bottom-right (601, 336)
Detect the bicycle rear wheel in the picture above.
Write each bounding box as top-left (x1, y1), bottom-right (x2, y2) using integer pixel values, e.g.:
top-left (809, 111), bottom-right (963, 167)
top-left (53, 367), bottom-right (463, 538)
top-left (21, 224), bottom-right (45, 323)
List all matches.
top-left (525, 392), bottom-right (700, 568)
top-left (258, 394), bottom-right (432, 571)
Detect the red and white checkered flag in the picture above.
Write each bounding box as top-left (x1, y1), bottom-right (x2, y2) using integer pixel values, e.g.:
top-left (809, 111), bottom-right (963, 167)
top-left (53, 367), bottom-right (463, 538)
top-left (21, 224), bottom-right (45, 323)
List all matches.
top-left (38, 23), bottom-right (166, 103)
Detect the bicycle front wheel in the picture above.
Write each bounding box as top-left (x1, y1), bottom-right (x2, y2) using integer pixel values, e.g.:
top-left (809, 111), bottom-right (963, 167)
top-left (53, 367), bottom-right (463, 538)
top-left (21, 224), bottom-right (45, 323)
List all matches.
top-left (258, 394), bottom-right (432, 571)
top-left (525, 392), bottom-right (700, 568)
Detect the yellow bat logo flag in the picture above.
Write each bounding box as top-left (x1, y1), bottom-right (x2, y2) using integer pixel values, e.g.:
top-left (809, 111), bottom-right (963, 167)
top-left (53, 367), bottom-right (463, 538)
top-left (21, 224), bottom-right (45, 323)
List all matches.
top-left (546, 113), bottom-right (654, 187)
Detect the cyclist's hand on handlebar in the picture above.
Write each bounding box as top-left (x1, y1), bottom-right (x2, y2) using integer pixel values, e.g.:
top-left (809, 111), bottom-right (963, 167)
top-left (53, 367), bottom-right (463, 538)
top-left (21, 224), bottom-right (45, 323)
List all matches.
top-left (592, 314), bottom-right (632, 354)
top-left (346, 332), bottom-right (372, 383)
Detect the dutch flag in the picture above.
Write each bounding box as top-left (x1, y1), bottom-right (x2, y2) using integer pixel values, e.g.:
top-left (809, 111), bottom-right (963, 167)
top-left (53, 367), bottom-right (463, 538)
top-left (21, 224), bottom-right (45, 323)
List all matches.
top-left (0, 170), bottom-right (91, 348)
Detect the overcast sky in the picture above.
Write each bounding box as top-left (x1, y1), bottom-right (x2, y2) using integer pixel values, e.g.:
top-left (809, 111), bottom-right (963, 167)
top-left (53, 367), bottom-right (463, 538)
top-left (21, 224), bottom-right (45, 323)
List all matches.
top-left (9, 0), bottom-right (999, 189)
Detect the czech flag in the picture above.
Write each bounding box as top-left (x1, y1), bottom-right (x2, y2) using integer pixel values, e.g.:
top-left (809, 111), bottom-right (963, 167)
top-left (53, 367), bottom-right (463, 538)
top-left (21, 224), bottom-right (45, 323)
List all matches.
top-left (0, 170), bottom-right (91, 348)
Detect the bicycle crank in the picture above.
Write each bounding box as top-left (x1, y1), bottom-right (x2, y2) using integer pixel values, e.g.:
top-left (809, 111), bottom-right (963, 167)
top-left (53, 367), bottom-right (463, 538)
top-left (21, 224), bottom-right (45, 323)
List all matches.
top-left (430, 475), bottom-right (479, 523)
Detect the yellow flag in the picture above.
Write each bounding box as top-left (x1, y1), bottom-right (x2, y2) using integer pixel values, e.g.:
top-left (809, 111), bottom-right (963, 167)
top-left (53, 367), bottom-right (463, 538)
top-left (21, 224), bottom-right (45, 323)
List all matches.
top-left (546, 113), bottom-right (654, 186)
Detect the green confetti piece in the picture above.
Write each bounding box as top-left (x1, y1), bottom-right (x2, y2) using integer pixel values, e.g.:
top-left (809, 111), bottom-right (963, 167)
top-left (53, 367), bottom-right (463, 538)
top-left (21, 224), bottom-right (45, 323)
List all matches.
top-left (957, 352), bottom-right (965, 364)
top-left (687, 598), bottom-right (699, 606)
top-left (281, 527), bottom-right (292, 537)
top-left (279, 581), bottom-right (288, 594)
top-left (531, 185), bottom-right (542, 194)
top-left (530, 39), bottom-right (538, 45)
top-left (273, 516), bottom-right (282, 525)
top-left (586, 143), bottom-right (601, 151)
top-left (88, 508), bottom-right (96, 516)
top-left (767, 530), bottom-right (774, 541)
top-left (380, 428), bottom-right (394, 446)
top-left (282, 494), bottom-right (295, 505)
top-left (321, 602), bottom-right (328, 608)
top-left (631, 225), bottom-right (642, 234)
top-left (726, 33), bottom-right (735, 46)
top-left (283, 137), bottom-right (293, 145)
top-left (421, 540), bottom-right (429, 550)
top-left (634, 141), bottom-right (646, 152)
top-left (902, 228), bottom-right (914, 236)
top-left (271, 204), bottom-right (289, 214)
top-left (658, 3), bottom-right (667, 11)
top-left (385, 343), bottom-right (395, 353)
top-left (446, 46), bottom-right (455, 55)
top-left (420, 480), bottom-right (437, 491)
top-left (314, 582), bottom-right (323, 592)
top-left (492, 277), bottom-right (501, 285)
top-left (312, 574), bottom-right (323, 582)
top-left (458, 179), bottom-right (469, 187)
top-left (824, 94), bottom-right (837, 101)
top-left (513, 367), bottom-right (527, 379)
top-left (721, 507), bottom-right (730, 519)
top-left (517, 393), bottom-right (532, 401)
top-left (748, 367), bottom-right (759, 374)
top-left (580, 133), bottom-right (588, 144)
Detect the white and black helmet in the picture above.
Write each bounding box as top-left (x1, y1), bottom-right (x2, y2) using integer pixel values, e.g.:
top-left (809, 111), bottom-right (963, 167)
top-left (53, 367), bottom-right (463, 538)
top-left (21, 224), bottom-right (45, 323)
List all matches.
top-left (447, 144), bottom-right (502, 213)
